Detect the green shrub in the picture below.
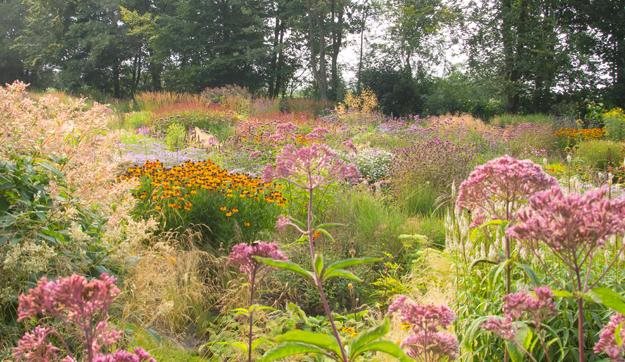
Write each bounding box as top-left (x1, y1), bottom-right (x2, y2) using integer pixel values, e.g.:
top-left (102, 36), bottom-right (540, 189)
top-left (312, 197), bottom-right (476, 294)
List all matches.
top-left (575, 139), bottom-right (625, 169)
top-left (0, 156), bottom-right (114, 348)
top-left (124, 111), bottom-right (152, 129)
top-left (603, 108), bottom-right (625, 141)
top-left (165, 122), bottom-right (187, 151)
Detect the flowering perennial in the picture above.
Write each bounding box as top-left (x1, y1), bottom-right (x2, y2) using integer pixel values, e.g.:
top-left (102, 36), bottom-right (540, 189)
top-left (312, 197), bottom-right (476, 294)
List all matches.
top-left (125, 160), bottom-right (286, 211)
top-left (507, 186), bottom-right (625, 254)
top-left (388, 295), bottom-right (459, 360)
top-left (262, 143), bottom-right (360, 189)
top-left (503, 286), bottom-right (556, 321)
top-left (594, 313), bottom-right (625, 361)
top-left (14, 274), bottom-right (154, 362)
top-left (456, 155), bottom-right (557, 226)
top-left (229, 241), bottom-right (287, 280)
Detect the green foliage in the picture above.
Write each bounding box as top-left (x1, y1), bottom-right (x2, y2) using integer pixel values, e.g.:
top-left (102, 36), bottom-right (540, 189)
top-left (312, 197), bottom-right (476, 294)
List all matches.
top-left (399, 182), bottom-right (439, 216)
top-left (126, 324), bottom-right (207, 361)
top-left (575, 140), bottom-right (625, 170)
top-left (124, 111), bottom-right (152, 129)
top-left (165, 122), bottom-right (187, 151)
top-left (260, 318), bottom-right (411, 361)
top-left (425, 72), bottom-right (504, 120)
top-left (0, 156), bottom-right (114, 348)
top-left (155, 112), bottom-right (235, 142)
top-left (416, 215), bottom-right (446, 247)
top-left (326, 187), bottom-right (412, 257)
top-left (604, 108), bottom-right (625, 141)
top-left (133, 179), bottom-right (281, 250)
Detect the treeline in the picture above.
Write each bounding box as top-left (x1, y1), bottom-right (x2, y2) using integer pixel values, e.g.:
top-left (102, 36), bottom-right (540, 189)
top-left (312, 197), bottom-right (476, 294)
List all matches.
top-left (0, 0), bottom-right (623, 116)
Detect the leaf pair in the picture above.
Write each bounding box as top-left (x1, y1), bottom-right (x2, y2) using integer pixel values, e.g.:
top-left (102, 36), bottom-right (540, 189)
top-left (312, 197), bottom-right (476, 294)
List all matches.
top-left (260, 318), bottom-right (411, 361)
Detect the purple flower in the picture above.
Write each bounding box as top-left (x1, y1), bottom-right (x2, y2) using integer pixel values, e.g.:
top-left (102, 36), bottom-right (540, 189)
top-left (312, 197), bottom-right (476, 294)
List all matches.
top-left (229, 241), bottom-right (287, 280)
top-left (263, 143), bottom-right (360, 188)
top-left (388, 295), bottom-right (458, 360)
top-left (594, 313), bottom-right (625, 361)
top-left (13, 326), bottom-right (59, 361)
top-left (507, 186), bottom-right (625, 254)
top-left (402, 331), bottom-right (459, 360)
top-left (481, 316), bottom-right (517, 340)
top-left (503, 286), bottom-right (556, 321)
top-left (275, 215), bottom-right (291, 232)
top-left (14, 274), bottom-right (154, 362)
top-left (456, 155), bottom-right (558, 226)
top-left (307, 126), bottom-right (330, 140)
top-left (94, 348), bottom-right (156, 362)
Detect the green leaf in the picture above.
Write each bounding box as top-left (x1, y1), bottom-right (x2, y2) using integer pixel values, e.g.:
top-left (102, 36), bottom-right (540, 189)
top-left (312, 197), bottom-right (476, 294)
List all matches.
top-left (588, 287), bottom-right (625, 314)
top-left (314, 253), bottom-right (324, 276)
top-left (325, 257), bottom-right (382, 273)
top-left (315, 227), bottom-right (337, 244)
top-left (260, 342), bottom-right (332, 361)
top-left (349, 318), bottom-right (390, 358)
top-left (551, 289), bottom-right (574, 299)
top-left (274, 330), bottom-right (341, 357)
top-left (315, 222), bottom-right (345, 229)
top-left (254, 257), bottom-right (313, 281)
top-left (506, 341), bottom-right (525, 362)
top-left (323, 268), bottom-right (362, 282)
top-left (352, 340), bottom-right (412, 362)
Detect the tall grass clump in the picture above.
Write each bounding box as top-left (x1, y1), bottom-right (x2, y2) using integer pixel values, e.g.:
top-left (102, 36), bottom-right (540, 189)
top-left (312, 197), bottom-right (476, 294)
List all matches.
top-left (136, 91), bottom-right (204, 111)
top-left (391, 137), bottom-right (476, 215)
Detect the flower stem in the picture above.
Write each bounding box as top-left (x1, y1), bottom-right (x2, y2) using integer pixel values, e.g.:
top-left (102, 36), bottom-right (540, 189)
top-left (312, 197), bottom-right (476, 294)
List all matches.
top-left (306, 184), bottom-right (348, 362)
top-left (248, 267), bottom-right (257, 362)
top-left (574, 266), bottom-right (586, 362)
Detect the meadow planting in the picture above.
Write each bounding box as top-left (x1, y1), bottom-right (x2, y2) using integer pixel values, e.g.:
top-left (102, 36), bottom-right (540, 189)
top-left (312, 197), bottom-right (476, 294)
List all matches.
top-left (4, 82), bottom-right (625, 362)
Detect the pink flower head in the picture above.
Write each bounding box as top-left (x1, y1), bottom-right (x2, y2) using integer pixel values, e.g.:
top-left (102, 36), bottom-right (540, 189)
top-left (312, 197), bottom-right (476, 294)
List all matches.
top-left (229, 241), bottom-right (287, 279)
top-left (94, 348), bottom-right (156, 362)
top-left (402, 331), bottom-right (459, 360)
top-left (342, 139), bottom-right (358, 154)
top-left (481, 316), bottom-right (517, 340)
top-left (456, 155), bottom-right (557, 226)
top-left (18, 273), bottom-right (120, 325)
top-left (262, 143), bottom-right (360, 188)
top-left (306, 126), bottom-right (330, 140)
top-left (13, 326), bottom-right (59, 361)
top-left (507, 186), bottom-right (625, 256)
top-left (276, 215), bottom-right (291, 232)
top-left (388, 295), bottom-right (458, 359)
top-left (13, 273), bottom-right (141, 361)
top-left (594, 313), bottom-right (625, 360)
top-left (503, 286), bottom-right (556, 321)
top-left (268, 122), bottom-right (298, 142)
top-left (388, 295), bottom-right (456, 331)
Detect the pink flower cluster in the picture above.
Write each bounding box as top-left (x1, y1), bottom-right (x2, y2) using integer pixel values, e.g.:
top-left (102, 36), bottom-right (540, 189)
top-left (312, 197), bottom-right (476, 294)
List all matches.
top-left (481, 286), bottom-right (555, 341)
top-left (388, 295), bottom-right (459, 360)
top-left (507, 186), bottom-right (625, 253)
top-left (456, 155), bottom-right (557, 226)
top-left (594, 313), bottom-right (625, 361)
top-left (229, 241), bottom-right (287, 280)
top-left (14, 274), bottom-right (155, 362)
top-left (262, 143), bottom-right (360, 189)
top-left (503, 286), bottom-right (556, 321)
top-left (481, 316), bottom-right (517, 340)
